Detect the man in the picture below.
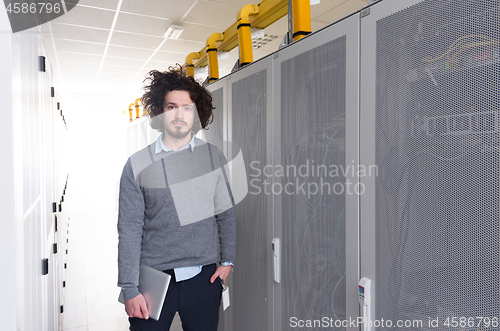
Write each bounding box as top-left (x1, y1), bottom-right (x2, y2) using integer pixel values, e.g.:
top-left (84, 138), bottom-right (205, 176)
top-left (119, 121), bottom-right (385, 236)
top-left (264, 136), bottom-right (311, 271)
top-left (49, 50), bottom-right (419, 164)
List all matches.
top-left (118, 67), bottom-right (235, 331)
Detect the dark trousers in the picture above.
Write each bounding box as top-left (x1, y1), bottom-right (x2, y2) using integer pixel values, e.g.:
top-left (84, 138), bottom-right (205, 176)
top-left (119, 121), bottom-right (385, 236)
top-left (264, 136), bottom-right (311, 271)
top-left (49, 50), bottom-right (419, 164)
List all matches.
top-left (129, 264), bottom-right (222, 331)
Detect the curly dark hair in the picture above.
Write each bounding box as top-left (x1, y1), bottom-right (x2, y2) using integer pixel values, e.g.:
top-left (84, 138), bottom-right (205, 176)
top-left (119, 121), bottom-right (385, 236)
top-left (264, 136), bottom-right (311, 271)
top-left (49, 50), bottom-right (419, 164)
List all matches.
top-left (141, 66), bottom-right (214, 133)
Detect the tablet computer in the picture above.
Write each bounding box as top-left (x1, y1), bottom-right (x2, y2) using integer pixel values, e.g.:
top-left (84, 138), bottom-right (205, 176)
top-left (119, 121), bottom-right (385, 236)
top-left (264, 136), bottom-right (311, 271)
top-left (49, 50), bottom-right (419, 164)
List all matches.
top-left (119, 265), bottom-right (171, 321)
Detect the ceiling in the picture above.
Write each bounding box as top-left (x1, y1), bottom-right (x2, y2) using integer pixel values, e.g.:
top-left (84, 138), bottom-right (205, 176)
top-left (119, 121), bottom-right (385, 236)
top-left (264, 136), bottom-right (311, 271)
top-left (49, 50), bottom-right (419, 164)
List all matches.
top-left (39, 0), bottom-right (369, 98)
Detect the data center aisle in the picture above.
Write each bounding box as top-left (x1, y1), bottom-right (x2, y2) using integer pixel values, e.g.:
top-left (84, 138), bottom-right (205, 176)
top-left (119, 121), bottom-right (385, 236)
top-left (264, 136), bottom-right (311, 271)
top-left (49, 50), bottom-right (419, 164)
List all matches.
top-left (61, 209), bottom-right (183, 331)
top-left (60, 108), bottom-right (182, 330)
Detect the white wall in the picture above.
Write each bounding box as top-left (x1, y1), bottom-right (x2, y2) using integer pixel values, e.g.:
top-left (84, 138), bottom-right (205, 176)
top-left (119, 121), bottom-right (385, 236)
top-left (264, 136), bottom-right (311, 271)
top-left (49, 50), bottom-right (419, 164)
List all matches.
top-left (0, 4), bottom-right (65, 330)
top-left (0, 6), bottom-right (18, 330)
top-left (0, 9), bottom-right (151, 328)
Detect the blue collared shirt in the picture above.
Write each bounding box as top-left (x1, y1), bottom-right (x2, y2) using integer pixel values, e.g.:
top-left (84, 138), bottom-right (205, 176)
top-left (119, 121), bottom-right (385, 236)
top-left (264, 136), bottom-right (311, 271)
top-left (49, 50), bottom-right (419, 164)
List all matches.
top-left (154, 133), bottom-right (232, 281)
top-left (155, 131), bottom-right (196, 154)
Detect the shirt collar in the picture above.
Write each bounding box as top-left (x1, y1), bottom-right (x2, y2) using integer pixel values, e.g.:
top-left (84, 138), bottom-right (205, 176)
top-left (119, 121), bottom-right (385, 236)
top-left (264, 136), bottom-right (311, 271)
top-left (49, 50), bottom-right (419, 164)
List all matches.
top-left (155, 132), bottom-right (195, 154)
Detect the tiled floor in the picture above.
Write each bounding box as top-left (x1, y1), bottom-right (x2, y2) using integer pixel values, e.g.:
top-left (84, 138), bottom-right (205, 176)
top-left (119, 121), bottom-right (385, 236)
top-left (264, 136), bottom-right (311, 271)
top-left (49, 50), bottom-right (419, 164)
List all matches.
top-left (61, 210), bottom-right (183, 331)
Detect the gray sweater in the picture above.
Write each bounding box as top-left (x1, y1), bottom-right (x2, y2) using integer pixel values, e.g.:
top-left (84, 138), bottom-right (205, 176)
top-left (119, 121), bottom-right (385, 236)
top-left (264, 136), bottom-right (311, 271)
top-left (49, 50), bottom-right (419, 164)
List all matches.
top-left (117, 138), bottom-right (236, 301)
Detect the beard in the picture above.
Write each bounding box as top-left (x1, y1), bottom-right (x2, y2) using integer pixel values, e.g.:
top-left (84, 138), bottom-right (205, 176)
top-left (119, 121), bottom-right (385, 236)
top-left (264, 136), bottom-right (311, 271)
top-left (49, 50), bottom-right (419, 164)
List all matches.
top-left (165, 121), bottom-right (192, 139)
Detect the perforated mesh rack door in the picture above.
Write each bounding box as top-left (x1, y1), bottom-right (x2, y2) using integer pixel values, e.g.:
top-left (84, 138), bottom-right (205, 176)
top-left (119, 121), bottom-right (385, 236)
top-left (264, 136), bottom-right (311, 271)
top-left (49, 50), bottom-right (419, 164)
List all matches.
top-left (372, 0), bottom-right (499, 328)
top-left (280, 35), bottom-right (348, 328)
top-left (230, 67), bottom-right (270, 331)
top-left (205, 87), bottom-right (224, 149)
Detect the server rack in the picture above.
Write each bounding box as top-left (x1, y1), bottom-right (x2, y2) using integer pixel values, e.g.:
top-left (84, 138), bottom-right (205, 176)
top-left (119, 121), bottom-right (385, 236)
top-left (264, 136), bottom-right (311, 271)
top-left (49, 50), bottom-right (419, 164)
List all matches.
top-left (207, 11), bottom-right (360, 331)
top-left (207, 58), bottom-right (275, 331)
top-left (204, 0), bottom-right (499, 329)
top-left (273, 13), bottom-right (361, 331)
top-left (360, 0), bottom-right (499, 329)
top-left (204, 77), bottom-right (234, 331)
top-left (204, 82), bottom-right (225, 151)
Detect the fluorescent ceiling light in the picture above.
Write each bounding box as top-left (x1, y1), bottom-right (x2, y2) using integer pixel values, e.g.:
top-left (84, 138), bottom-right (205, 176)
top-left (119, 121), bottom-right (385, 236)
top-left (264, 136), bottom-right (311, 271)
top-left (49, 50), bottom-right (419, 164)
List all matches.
top-left (164, 24), bottom-right (184, 39)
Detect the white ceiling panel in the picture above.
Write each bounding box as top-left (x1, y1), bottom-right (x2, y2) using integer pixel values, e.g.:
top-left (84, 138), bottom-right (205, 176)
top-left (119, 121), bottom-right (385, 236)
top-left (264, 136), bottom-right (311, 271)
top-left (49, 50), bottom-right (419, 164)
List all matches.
top-left (159, 39), bottom-right (205, 54)
top-left (127, 78), bottom-right (154, 91)
top-left (50, 23), bottom-right (110, 43)
top-left (120, 0), bottom-right (197, 21)
top-left (209, 0), bottom-right (254, 6)
top-left (260, 15), bottom-right (288, 36)
top-left (106, 45), bottom-right (154, 60)
top-left (135, 67), bottom-right (155, 78)
top-left (150, 51), bottom-right (187, 63)
top-left (99, 72), bottom-right (134, 83)
top-left (59, 62), bottom-right (101, 72)
top-left (51, 5), bottom-right (116, 29)
top-left (114, 12), bottom-right (170, 36)
top-left (174, 22), bottom-right (223, 43)
top-left (109, 31), bottom-right (164, 49)
top-left (100, 66), bottom-right (142, 75)
top-left (57, 52), bottom-right (103, 64)
top-left (102, 55), bottom-right (147, 67)
top-left (54, 39), bottom-right (106, 55)
top-left (63, 78), bottom-right (101, 89)
top-left (65, 0), bottom-right (121, 10)
top-left (183, 1), bottom-right (240, 28)
top-left (310, 0), bottom-right (349, 20)
top-left (314, 0), bottom-right (368, 23)
top-left (62, 69), bottom-right (99, 80)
